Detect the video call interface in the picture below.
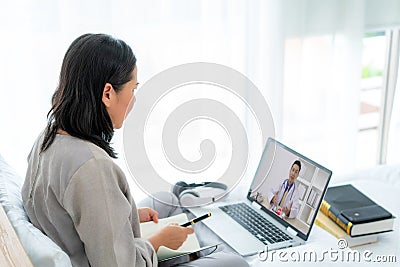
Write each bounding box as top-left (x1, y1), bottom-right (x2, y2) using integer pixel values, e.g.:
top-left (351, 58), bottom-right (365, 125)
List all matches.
top-left (249, 141), bottom-right (331, 235)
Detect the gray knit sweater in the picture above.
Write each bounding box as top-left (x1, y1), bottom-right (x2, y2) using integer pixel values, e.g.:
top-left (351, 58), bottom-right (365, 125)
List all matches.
top-left (22, 133), bottom-right (157, 266)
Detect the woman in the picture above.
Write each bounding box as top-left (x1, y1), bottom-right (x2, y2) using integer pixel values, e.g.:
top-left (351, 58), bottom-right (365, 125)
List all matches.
top-left (267, 160), bottom-right (301, 218)
top-left (21, 34), bottom-right (247, 267)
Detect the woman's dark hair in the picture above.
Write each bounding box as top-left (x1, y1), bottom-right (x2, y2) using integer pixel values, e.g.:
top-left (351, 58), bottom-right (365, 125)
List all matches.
top-left (41, 33), bottom-right (136, 158)
top-left (292, 160), bottom-right (302, 172)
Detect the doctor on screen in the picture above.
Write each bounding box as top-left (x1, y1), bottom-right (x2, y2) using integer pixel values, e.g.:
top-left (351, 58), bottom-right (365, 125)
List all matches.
top-left (267, 160), bottom-right (301, 219)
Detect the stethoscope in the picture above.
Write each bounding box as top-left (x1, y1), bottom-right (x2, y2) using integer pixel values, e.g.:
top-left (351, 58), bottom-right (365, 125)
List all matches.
top-left (279, 179), bottom-right (296, 201)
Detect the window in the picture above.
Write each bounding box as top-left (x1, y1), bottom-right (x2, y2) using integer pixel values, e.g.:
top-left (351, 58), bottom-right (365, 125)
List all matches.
top-left (357, 31), bottom-right (386, 168)
top-left (358, 29), bottom-right (400, 166)
top-left (385, 29), bottom-right (400, 165)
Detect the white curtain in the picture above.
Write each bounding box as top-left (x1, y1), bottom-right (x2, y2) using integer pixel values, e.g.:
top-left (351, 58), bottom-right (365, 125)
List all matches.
top-left (1, 0), bottom-right (399, 199)
top-left (279, 0), bottom-right (365, 176)
top-left (239, 0), bottom-right (364, 176)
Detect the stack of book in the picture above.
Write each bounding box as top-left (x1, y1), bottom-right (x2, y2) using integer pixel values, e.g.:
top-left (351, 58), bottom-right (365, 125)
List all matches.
top-left (316, 184), bottom-right (395, 247)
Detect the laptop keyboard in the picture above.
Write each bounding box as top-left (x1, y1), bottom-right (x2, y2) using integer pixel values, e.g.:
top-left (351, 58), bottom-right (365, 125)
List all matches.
top-left (219, 203), bottom-right (293, 244)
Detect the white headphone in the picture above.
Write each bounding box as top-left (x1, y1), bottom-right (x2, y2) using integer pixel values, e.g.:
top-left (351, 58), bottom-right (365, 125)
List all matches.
top-left (172, 181), bottom-right (228, 208)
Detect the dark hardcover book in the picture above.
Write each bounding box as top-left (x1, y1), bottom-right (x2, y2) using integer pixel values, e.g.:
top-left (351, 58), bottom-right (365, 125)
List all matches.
top-left (320, 184), bottom-right (395, 237)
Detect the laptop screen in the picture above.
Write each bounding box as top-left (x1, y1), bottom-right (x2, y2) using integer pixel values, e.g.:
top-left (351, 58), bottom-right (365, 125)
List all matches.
top-left (248, 138), bottom-right (332, 240)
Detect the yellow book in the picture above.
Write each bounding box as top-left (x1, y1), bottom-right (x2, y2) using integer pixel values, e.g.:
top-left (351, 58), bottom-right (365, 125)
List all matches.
top-left (315, 211), bottom-right (378, 248)
top-left (320, 199), bottom-right (352, 234)
top-left (321, 185), bottom-right (394, 236)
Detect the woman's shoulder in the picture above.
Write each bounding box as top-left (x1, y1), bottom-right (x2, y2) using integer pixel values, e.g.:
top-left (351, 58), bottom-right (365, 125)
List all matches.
top-left (24, 132), bottom-right (127, 205)
top-left (54, 134), bottom-right (110, 159)
top-left (37, 134), bottom-right (118, 176)
top-left (53, 136), bottom-right (129, 196)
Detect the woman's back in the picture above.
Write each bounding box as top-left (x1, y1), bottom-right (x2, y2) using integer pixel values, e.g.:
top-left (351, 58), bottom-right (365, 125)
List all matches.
top-left (22, 133), bottom-right (155, 266)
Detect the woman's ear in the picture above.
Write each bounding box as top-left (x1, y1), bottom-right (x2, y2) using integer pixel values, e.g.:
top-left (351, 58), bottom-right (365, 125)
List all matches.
top-left (102, 83), bottom-right (114, 108)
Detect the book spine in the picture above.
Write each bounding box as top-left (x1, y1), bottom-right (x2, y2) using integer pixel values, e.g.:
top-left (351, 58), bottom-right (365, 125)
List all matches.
top-left (320, 200), bottom-right (353, 235)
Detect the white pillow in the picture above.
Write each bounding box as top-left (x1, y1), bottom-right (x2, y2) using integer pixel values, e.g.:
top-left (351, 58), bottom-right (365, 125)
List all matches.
top-left (0, 154), bottom-right (72, 267)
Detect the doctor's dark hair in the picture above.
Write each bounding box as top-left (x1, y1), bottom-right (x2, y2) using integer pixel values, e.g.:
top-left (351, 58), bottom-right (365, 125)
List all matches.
top-left (41, 33), bottom-right (136, 158)
top-left (292, 160), bottom-right (302, 172)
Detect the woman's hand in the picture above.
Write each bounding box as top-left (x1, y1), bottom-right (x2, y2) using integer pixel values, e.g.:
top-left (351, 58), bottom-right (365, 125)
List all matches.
top-left (138, 207), bottom-right (159, 223)
top-left (147, 223), bottom-right (195, 251)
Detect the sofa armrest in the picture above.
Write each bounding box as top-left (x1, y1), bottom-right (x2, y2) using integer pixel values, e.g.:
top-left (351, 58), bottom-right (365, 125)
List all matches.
top-left (0, 204), bottom-right (33, 267)
top-left (0, 153), bottom-right (72, 267)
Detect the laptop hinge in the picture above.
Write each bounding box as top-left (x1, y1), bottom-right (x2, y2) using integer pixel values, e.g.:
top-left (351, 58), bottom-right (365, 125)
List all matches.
top-left (286, 226), bottom-right (298, 236)
top-left (251, 201), bottom-right (262, 209)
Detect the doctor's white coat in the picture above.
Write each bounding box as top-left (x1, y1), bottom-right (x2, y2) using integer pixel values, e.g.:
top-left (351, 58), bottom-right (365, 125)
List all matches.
top-left (267, 179), bottom-right (300, 219)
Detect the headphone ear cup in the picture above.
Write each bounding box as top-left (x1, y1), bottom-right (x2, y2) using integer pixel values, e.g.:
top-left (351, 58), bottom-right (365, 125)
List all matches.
top-left (172, 181), bottom-right (188, 199)
top-left (179, 190), bottom-right (200, 207)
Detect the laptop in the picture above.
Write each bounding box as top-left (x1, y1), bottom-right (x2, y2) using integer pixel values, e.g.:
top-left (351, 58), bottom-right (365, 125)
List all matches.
top-left (189, 138), bottom-right (332, 256)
